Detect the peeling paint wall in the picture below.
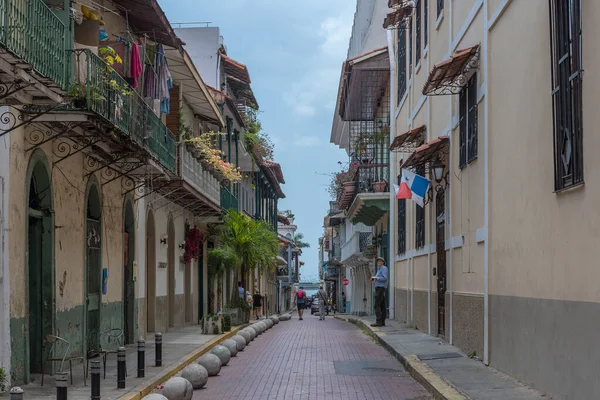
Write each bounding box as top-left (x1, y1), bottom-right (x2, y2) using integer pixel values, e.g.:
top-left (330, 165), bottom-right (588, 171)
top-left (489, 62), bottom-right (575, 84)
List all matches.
top-left (8, 123), bottom-right (135, 384)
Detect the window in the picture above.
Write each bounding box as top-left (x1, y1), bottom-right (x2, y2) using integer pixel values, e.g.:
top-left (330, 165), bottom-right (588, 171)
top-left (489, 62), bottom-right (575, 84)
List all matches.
top-left (549, 0), bottom-right (583, 190)
top-left (415, 165), bottom-right (425, 248)
top-left (416, 0), bottom-right (421, 62)
top-left (397, 176), bottom-right (406, 254)
top-left (437, 0), bottom-right (444, 18)
top-left (459, 74), bottom-right (478, 168)
top-left (398, 28), bottom-right (407, 103)
top-left (424, 0), bottom-right (428, 47)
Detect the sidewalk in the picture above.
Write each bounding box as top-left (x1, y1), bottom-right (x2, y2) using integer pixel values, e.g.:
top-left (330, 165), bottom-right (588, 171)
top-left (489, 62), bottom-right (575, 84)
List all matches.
top-left (335, 315), bottom-right (551, 400)
top-left (0, 324), bottom-right (244, 400)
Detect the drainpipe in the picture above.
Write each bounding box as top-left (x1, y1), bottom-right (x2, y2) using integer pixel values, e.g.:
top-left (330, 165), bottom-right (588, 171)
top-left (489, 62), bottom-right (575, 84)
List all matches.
top-left (483, 0), bottom-right (490, 366)
top-left (386, 28), bottom-right (397, 321)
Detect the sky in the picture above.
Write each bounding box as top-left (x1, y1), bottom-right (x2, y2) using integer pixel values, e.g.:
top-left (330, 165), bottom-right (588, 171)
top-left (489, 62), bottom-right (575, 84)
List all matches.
top-left (160, 0), bottom-right (356, 281)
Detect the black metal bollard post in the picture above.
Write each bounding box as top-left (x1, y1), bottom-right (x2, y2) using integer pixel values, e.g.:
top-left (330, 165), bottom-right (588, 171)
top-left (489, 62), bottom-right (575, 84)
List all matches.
top-left (117, 346), bottom-right (126, 389)
top-left (155, 332), bottom-right (162, 367)
top-left (90, 360), bottom-right (101, 400)
top-left (137, 338), bottom-right (145, 378)
top-left (56, 372), bottom-right (68, 400)
top-left (9, 387), bottom-right (24, 400)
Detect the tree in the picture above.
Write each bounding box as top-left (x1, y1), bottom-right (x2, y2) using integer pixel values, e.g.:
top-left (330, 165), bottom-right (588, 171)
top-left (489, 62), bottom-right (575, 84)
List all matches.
top-left (220, 209), bottom-right (279, 298)
top-left (207, 248), bottom-right (237, 313)
top-left (293, 232), bottom-right (310, 249)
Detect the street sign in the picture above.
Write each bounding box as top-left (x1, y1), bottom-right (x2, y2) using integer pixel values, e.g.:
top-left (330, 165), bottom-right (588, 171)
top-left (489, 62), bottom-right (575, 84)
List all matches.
top-left (342, 278), bottom-right (349, 286)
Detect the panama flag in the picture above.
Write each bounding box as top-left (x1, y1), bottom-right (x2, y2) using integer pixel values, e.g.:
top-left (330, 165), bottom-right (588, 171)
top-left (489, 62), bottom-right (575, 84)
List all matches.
top-left (395, 169), bottom-right (430, 207)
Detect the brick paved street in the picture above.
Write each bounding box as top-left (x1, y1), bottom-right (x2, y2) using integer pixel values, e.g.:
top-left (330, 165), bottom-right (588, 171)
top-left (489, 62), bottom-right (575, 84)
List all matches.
top-left (193, 315), bottom-right (432, 400)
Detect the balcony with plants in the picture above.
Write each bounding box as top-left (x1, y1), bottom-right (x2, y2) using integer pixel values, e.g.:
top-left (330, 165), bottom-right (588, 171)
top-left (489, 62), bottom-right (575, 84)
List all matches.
top-left (0, 0), bottom-right (69, 94)
top-left (68, 49), bottom-right (177, 174)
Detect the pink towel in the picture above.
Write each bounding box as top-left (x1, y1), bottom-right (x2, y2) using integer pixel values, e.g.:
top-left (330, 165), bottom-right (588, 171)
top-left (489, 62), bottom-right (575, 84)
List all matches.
top-left (130, 43), bottom-right (143, 88)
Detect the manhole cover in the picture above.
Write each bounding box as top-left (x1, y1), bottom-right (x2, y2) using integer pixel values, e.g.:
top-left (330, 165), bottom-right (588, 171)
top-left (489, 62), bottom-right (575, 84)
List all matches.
top-left (334, 360), bottom-right (404, 376)
top-left (417, 352), bottom-right (463, 361)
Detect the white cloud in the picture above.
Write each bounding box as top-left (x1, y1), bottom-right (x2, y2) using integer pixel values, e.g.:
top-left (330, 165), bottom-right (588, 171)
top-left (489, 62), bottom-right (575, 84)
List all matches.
top-left (293, 136), bottom-right (320, 148)
top-left (320, 14), bottom-right (354, 59)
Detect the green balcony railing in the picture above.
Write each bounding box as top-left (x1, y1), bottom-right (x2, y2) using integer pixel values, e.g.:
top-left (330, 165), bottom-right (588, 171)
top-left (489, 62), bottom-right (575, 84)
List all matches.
top-left (71, 50), bottom-right (177, 174)
top-left (0, 0), bottom-right (68, 89)
top-left (220, 186), bottom-right (239, 211)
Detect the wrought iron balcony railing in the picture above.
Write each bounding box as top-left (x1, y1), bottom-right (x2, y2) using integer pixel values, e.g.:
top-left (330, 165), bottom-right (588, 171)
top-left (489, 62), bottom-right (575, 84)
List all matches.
top-left (71, 50), bottom-right (177, 173)
top-left (341, 231), bottom-right (373, 262)
top-left (0, 0), bottom-right (69, 89)
top-left (220, 186), bottom-right (238, 211)
top-left (181, 146), bottom-right (220, 205)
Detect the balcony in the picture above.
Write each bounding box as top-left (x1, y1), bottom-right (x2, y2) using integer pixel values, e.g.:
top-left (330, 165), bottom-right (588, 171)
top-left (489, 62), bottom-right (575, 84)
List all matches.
top-left (0, 0), bottom-right (69, 91)
top-left (220, 186), bottom-right (239, 211)
top-left (276, 266), bottom-right (289, 281)
top-left (181, 146), bottom-right (220, 206)
top-left (341, 231), bottom-right (374, 267)
top-left (70, 50), bottom-right (177, 174)
top-left (346, 165), bottom-right (390, 226)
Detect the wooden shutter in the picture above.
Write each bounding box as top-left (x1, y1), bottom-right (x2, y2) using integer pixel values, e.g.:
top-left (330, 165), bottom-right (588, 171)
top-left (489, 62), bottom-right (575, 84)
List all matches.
top-left (166, 84), bottom-right (180, 135)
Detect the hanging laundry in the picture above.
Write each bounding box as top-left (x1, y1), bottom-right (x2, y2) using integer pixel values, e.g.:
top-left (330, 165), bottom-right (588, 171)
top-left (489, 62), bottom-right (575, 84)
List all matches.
top-left (143, 66), bottom-right (156, 99)
top-left (146, 43), bottom-right (157, 67)
top-left (130, 43), bottom-right (142, 88)
top-left (155, 44), bottom-right (172, 114)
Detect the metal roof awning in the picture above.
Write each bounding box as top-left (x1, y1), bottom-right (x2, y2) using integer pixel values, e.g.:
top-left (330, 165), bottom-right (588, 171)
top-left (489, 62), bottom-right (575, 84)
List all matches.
top-left (389, 125), bottom-right (427, 152)
top-left (115, 0), bottom-right (181, 48)
top-left (163, 47), bottom-right (225, 127)
top-left (422, 45), bottom-right (480, 96)
top-left (401, 136), bottom-right (449, 169)
top-left (276, 256), bottom-right (287, 266)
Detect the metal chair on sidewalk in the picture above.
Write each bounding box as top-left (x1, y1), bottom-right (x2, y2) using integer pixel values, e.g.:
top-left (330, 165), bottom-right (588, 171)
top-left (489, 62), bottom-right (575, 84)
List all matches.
top-left (41, 334), bottom-right (86, 386)
top-left (86, 328), bottom-right (124, 379)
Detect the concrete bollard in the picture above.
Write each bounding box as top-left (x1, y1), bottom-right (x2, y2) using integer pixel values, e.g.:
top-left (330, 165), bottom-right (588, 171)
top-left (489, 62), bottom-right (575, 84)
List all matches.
top-left (117, 346), bottom-right (126, 389)
top-left (155, 332), bottom-right (163, 367)
top-left (138, 338), bottom-right (145, 378)
top-left (10, 387), bottom-right (24, 400)
top-left (56, 372), bottom-right (68, 400)
top-left (90, 360), bottom-right (101, 400)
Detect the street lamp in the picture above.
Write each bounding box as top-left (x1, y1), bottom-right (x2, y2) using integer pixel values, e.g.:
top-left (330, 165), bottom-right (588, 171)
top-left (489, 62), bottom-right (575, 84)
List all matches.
top-left (432, 158), bottom-right (445, 183)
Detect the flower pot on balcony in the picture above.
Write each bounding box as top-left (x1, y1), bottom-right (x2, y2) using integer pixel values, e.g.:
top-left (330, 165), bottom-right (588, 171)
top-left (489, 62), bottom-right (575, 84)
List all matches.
top-left (343, 181), bottom-right (356, 190)
top-left (221, 179), bottom-right (231, 187)
top-left (373, 181), bottom-right (387, 192)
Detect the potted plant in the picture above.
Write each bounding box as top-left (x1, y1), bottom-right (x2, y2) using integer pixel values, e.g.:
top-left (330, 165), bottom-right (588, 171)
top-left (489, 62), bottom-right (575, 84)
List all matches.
top-left (201, 313), bottom-right (223, 334)
top-left (372, 181), bottom-right (387, 192)
top-left (68, 82), bottom-right (87, 108)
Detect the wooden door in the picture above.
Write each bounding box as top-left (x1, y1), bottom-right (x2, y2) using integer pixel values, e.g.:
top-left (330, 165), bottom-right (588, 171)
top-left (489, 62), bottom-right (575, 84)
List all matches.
top-left (436, 192), bottom-right (446, 337)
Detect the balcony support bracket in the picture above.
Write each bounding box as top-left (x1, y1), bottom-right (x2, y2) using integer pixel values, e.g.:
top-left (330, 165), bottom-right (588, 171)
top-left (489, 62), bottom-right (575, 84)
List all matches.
top-left (0, 104), bottom-right (64, 140)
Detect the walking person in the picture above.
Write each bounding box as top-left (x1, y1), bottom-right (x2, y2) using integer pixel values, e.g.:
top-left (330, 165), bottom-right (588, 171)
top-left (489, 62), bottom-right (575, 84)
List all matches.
top-left (237, 281), bottom-right (244, 299)
top-left (295, 286), bottom-right (307, 320)
top-left (371, 257), bottom-right (388, 327)
top-left (316, 285), bottom-right (328, 320)
top-left (252, 290), bottom-right (262, 320)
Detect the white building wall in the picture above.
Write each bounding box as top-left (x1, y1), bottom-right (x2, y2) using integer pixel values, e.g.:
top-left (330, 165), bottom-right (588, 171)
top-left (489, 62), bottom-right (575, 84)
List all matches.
top-left (174, 27), bottom-right (222, 89)
top-left (0, 112), bottom-right (11, 385)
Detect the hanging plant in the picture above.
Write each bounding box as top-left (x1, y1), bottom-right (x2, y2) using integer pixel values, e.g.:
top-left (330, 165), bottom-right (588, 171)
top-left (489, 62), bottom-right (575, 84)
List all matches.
top-left (183, 224), bottom-right (206, 264)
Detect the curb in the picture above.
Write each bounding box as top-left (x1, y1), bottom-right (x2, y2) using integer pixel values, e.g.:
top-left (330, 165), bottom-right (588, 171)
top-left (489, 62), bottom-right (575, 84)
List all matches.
top-left (117, 324), bottom-right (248, 400)
top-left (335, 316), bottom-right (470, 400)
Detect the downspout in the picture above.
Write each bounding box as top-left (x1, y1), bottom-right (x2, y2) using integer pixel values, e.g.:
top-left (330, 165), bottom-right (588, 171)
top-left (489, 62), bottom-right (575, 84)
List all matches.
top-left (386, 28), bottom-right (397, 320)
top-left (483, 0), bottom-right (490, 366)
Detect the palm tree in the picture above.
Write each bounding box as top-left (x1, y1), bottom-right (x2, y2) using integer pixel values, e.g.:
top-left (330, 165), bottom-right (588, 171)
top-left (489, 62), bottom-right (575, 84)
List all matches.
top-left (220, 210), bottom-right (279, 298)
top-left (207, 248), bottom-right (237, 313)
top-left (293, 232), bottom-right (310, 248)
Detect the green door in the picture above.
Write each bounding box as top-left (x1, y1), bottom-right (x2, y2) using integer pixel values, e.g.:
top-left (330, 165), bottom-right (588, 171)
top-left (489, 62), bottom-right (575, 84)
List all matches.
top-left (86, 218), bottom-right (101, 354)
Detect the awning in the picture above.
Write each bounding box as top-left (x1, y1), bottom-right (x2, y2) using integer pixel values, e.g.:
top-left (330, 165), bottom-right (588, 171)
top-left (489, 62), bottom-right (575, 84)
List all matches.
top-left (114, 0), bottom-right (181, 48)
top-left (328, 211), bottom-right (345, 227)
top-left (383, 6), bottom-right (413, 30)
top-left (389, 125), bottom-right (426, 151)
top-left (163, 48), bottom-right (225, 127)
top-left (277, 214), bottom-right (291, 225)
top-left (276, 256), bottom-right (288, 266)
top-left (422, 45), bottom-right (480, 96)
top-left (401, 136), bottom-right (449, 169)
top-left (219, 52), bottom-right (258, 109)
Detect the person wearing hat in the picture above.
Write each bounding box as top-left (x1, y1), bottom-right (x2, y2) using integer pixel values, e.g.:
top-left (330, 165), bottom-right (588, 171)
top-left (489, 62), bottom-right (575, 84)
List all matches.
top-left (371, 257), bottom-right (388, 327)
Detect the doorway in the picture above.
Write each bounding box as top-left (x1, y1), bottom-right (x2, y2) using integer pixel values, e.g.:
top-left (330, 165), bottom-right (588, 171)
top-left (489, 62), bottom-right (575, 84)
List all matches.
top-left (197, 245), bottom-right (204, 323)
top-left (123, 200), bottom-right (135, 344)
top-left (184, 259), bottom-right (191, 324)
top-left (436, 191), bottom-right (446, 338)
top-left (146, 210), bottom-right (156, 333)
top-left (85, 181), bottom-right (102, 355)
top-left (167, 217), bottom-right (175, 327)
top-left (27, 160), bottom-right (54, 378)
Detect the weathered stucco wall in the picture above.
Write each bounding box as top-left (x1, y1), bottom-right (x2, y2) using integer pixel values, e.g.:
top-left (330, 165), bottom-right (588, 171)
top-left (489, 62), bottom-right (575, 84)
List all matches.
top-left (0, 112), bottom-right (11, 383)
top-left (8, 124), bottom-right (136, 383)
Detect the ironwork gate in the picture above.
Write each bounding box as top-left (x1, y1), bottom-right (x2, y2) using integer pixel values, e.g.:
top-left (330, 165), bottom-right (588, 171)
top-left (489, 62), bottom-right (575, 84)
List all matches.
top-left (86, 218), bottom-right (101, 353)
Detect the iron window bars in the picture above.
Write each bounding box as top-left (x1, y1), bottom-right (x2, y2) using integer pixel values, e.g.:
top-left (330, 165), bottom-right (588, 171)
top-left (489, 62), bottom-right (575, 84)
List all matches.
top-left (459, 74), bottom-right (478, 168)
top-left (397, 175), bottom-right (407, 255)
top-left (549, 0), bottom-right (583, 190)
